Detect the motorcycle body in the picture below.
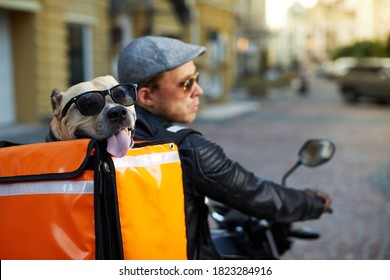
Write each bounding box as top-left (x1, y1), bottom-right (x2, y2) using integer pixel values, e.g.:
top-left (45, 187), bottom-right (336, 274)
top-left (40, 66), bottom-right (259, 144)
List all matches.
top-left (208, 139), bottom-right (336, 259)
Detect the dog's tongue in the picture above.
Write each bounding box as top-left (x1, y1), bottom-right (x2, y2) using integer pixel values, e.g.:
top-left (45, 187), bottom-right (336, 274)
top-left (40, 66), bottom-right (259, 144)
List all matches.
top-left (107, 129), bottom-right (131, 158)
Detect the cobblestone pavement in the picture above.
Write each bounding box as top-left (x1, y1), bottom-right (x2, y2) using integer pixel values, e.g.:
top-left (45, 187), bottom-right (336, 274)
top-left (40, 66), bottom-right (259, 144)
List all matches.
top-left (192, 76), bottom-right (390, 260)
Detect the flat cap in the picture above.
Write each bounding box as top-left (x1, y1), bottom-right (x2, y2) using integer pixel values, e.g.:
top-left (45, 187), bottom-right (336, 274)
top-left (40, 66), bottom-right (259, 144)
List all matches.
top-left (117, 36), bottom-right (206, 84)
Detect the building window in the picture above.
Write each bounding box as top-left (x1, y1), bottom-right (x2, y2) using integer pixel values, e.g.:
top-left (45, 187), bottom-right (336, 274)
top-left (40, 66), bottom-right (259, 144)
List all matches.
top-left (67, 24), bottom-right (93, 85)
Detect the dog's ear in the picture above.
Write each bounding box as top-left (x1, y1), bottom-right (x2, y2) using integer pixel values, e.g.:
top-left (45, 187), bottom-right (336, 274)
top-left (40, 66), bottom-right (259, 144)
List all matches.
top-left (50, 88), bottom-right (63, 112)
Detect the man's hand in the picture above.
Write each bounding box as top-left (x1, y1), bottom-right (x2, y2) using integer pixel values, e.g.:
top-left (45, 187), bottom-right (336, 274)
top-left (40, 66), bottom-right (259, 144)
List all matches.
top-left (305, 189), bottom-right (333, 213)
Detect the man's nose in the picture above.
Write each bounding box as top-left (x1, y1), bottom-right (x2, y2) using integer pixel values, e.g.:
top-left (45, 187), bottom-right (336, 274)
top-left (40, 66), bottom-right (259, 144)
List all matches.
top-left (192, 82), bottom-right (203, 97)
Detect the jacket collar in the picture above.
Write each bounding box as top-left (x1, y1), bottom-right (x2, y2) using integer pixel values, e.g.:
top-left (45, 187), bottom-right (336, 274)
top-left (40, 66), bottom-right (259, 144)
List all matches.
top-left (135, 106), bottom-right (172, 140)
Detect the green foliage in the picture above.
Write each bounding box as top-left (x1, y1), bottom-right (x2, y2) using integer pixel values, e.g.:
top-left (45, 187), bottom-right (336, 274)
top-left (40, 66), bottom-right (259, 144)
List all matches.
top-left (332, 40), bottom-right (389, 59)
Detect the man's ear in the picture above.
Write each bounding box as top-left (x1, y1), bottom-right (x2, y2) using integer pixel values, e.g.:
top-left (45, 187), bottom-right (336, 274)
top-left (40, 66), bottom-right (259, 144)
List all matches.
top-left (136, 87), bottom-right (154, 107)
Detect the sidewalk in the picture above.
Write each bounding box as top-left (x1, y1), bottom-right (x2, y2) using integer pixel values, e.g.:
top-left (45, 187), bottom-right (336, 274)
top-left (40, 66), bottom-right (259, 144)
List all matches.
top-left (197, 99), bottom-right (260, 122)
top-left (197, 88), bottom-right (261, 121)
top-left (0, 93), bottom-right (261, 144)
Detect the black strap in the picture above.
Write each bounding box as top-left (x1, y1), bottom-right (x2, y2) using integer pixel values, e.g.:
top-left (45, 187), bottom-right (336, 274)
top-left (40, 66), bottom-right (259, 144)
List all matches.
top-left (94, 141), bottom-right (124, 260)
top-left (155, 125), bottom-right (201, 145)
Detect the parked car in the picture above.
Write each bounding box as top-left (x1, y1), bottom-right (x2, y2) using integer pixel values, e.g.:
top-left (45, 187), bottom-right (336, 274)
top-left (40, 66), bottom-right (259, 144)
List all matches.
top-left (319, 57), bottom-right (357, 79)
top-left (338, 57), bottom-right (390, 104)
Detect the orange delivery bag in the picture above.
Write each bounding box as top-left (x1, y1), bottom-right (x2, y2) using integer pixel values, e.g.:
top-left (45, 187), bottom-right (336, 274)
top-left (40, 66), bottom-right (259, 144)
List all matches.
top-left (0, 138), bottom-right (187, 260)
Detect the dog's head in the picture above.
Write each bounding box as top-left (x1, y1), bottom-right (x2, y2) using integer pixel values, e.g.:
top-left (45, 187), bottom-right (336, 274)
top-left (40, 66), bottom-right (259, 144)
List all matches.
top-left (48, 75), bottom-right (137, 157)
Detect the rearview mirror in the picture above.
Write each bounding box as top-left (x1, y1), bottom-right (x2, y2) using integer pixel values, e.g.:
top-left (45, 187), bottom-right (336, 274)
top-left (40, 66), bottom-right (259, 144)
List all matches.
top-left (298, 139), bottom-right (335, 167)
top-left (282, 139), bottom-right (336, 186)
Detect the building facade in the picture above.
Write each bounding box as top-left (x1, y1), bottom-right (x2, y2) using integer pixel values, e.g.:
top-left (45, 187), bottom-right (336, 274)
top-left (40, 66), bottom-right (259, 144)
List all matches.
top-left (1, 0), bottom-right (256, 126)
top-left (267, 0), bottom-right (390, 71)
top-left (0, 0), bottom-right (112, 125)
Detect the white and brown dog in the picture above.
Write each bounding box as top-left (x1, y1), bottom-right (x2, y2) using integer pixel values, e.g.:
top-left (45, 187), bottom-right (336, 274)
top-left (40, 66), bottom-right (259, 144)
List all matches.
top-left (46, 75), bottom-right (137, 157)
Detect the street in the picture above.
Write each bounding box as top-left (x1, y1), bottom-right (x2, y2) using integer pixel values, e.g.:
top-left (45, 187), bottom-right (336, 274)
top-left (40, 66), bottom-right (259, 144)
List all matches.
top-left (192, 75), bottom-right (390, 259)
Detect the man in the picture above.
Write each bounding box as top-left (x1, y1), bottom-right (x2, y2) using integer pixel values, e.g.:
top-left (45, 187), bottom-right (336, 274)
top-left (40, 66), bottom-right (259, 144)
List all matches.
top-left (117, 36), bottom-right (332, 259)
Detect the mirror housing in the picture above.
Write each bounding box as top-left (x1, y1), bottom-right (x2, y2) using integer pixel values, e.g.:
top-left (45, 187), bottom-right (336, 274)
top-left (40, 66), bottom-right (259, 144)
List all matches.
top-left (299, 139), bottom-right (335, 167)
top-left (282, 139), bottom-right (335, 186)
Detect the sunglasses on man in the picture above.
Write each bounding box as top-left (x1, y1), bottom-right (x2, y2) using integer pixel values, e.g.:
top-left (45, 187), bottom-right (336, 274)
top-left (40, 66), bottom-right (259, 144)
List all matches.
top-left (61, 83), bottom-right (138, 119)
top-left (180, 72), bottom-right (199, 94)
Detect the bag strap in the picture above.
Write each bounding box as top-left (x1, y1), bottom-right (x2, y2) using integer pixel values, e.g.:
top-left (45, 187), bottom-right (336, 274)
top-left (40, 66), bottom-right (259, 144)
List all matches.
top-left (155, 125), bottom-right (201, 145)
top-left (94, 140), bottom-right (124, 260)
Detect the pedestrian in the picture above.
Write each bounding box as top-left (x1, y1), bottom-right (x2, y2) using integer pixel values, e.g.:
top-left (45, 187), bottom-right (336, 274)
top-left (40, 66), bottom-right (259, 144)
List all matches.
top-left (117, 36), bottom-right (332, 259)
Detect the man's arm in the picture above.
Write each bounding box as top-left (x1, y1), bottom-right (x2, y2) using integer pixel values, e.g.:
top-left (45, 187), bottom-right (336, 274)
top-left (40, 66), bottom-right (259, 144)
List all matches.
top-left (183, 133), bottom-right (326, 223)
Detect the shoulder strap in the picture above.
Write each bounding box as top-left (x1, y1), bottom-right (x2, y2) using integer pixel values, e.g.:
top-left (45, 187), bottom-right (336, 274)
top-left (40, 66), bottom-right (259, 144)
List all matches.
top-left (155, 125), bottom-right (201, 145)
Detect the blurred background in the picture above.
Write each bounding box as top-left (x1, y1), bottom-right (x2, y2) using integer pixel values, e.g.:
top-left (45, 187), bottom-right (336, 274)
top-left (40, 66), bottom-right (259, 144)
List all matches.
top-left (1, 0), bottom-right (390, 126)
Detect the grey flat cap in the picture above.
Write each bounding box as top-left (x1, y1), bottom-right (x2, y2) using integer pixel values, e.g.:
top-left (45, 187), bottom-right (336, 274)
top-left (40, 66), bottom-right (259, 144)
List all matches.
top-left (117, 36), bottom-right (206, 84)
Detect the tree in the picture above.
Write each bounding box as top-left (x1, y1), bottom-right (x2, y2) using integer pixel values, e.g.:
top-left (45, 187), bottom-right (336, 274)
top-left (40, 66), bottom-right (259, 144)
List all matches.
top-left (332, 40), bottom-right (389, 59)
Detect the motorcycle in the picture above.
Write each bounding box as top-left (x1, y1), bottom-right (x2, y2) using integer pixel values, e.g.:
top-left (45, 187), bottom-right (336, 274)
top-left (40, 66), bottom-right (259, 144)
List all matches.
top-left (208, 139), bottom-right (335, 259)
top-left (297, 74), bottom-right (309, 95)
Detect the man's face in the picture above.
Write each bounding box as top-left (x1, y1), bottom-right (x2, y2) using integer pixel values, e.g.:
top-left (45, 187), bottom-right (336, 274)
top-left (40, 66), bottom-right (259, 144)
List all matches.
top-left (145, 61), bottom-right (203, 123)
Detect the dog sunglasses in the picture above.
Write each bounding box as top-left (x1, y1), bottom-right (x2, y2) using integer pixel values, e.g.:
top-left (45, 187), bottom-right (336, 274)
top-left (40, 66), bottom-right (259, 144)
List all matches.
top-left (61, 83), bottom-right (138, 119)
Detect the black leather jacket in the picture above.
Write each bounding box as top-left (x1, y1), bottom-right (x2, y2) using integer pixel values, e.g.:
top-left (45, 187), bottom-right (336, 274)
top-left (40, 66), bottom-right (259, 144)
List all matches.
top-left (134, 106), bottom-right (325, 259)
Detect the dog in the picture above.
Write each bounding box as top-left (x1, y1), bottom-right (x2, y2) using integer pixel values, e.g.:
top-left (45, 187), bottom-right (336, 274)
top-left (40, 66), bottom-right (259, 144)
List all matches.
top-left (46, 75), bottom-right (137, 157)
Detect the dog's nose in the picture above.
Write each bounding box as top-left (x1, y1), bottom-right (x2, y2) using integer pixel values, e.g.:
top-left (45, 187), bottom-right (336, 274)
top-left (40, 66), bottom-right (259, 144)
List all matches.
top-left (107, 106), bottom-right (128, 122)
